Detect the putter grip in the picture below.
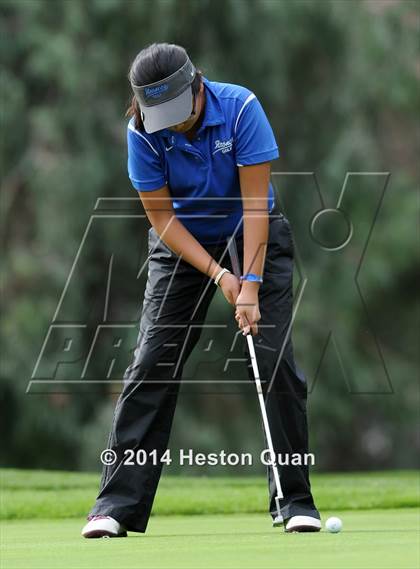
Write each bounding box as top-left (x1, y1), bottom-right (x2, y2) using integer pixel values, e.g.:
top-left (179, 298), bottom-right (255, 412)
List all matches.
top-left (227, 236), bottom-right (252, 335)
top-left (227, 236), bottom-right (241, 279)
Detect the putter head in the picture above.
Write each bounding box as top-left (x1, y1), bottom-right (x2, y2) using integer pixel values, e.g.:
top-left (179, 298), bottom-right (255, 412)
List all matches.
top-left (272, 514), bottom-right (284, 527)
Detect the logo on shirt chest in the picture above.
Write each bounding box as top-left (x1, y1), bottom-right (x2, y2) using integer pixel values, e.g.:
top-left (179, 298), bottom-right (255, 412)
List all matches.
top-left (213, 137), bottom-right (233, 155)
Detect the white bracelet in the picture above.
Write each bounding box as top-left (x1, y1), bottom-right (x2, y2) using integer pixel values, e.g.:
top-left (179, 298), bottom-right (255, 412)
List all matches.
top-left (214, 268), bottom-right (231, 287)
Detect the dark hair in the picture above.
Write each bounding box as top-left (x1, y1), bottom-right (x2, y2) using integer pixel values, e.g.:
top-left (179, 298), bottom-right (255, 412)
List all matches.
top-left (125, 42), bottom-right (203, 131)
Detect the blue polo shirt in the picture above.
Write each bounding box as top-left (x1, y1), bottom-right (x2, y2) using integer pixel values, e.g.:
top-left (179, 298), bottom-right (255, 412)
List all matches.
top-left (127, 76), bottom-right (279, 244)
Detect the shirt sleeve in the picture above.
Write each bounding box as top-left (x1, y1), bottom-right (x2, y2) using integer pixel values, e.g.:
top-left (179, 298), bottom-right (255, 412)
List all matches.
top-left (127, 124), bottom-right (167, 191)
top-left (234, 94), bottom-right (280, 167)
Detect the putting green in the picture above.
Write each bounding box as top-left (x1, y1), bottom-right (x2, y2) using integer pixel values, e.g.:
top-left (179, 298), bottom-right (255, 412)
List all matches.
top-left (1, 469), bottom-right (418, 519)
top-left (1, 509), bottom-right (419, 569)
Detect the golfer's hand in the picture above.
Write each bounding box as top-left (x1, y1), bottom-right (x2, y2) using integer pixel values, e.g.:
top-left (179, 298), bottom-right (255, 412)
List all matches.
top-left (235, 288), bottom-right (261, 336)
top-left (219, 272), bottom-right (241, 306)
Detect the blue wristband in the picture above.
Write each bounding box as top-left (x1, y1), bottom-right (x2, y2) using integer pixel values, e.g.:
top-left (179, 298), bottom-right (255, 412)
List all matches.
top-left (239, 273), bottom-right (263, 284)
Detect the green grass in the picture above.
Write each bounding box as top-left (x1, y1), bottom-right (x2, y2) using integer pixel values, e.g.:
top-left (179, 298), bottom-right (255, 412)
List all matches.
top-left (1, 510), bottom-right (419, 569)
top-left (1, 469), bottom-right (419, 569)
top-left (0, 468), bottom-right (418, 520)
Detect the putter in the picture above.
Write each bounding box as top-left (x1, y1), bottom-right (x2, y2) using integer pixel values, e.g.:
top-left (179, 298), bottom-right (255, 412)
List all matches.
top-left (226, 235), bottom-right (284, 523)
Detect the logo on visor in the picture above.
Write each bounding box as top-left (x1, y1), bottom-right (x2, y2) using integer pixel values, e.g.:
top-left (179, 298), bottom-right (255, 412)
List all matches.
top-left (144, 84), bottom-right (169, 99)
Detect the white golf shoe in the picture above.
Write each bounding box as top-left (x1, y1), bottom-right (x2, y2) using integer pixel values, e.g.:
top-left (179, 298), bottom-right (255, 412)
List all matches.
top-left (81, 515), bottom-right (127, 538)
top-left (284, 515), bottom-right (321, 532)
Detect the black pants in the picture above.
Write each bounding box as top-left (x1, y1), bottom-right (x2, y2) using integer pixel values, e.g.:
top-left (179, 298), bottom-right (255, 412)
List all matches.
top-left (88, 209), bottom-right (320, 532)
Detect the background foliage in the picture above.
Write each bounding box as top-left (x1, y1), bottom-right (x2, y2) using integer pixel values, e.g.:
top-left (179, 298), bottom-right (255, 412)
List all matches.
top-left (1, 0), bottom-right (419, 473)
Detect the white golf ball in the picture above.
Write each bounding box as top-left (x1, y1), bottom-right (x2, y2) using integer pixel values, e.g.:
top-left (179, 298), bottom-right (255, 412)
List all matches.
top-left (325, 516), bottom-right (342, 533)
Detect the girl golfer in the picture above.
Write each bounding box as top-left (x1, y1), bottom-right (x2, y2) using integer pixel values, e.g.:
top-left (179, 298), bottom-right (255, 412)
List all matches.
top-left (82, 42), bottom-right (320, 538)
